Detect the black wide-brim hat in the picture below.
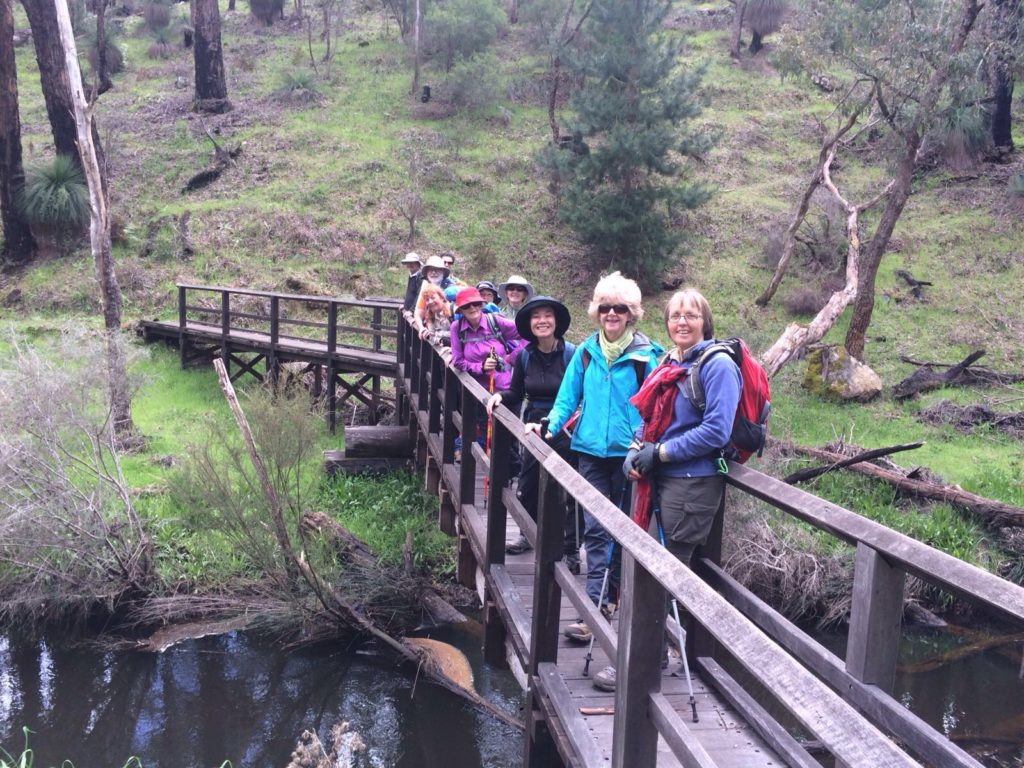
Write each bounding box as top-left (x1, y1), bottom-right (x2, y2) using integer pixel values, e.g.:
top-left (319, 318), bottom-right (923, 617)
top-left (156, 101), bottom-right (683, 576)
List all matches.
top-left (515, 296), bottom-right (571, 342)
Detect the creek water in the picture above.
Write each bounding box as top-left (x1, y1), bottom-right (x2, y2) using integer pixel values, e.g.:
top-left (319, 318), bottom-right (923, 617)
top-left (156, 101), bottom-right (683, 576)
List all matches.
top-left (0, 624), bottom-right (525, 768)
top-left (1, 623), bottom-right (1022, 767)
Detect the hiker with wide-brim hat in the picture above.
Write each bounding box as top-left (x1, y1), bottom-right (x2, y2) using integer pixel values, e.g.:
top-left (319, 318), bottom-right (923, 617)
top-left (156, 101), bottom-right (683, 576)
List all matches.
top-left (476, 280), bottom-right (500, 307)
top-left (487, 296), bottom-right (581, 561)
top-left (401, 252), bottom-right (424, 311)
top-left (497, 275), bottom-right (535, 320)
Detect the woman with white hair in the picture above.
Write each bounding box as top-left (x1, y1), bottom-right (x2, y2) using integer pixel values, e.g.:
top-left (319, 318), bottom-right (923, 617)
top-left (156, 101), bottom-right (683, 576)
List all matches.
top-left (526, 272), bottom-right (662, 649)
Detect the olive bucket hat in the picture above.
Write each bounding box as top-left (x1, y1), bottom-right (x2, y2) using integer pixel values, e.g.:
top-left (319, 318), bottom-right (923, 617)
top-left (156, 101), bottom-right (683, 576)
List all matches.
top-left (515, 295), bottom-right (571, 342)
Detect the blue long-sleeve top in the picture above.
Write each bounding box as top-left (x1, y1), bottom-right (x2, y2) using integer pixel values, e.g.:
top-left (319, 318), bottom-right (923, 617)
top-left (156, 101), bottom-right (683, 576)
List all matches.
top-left (640, 339), bottom-right (741, 478)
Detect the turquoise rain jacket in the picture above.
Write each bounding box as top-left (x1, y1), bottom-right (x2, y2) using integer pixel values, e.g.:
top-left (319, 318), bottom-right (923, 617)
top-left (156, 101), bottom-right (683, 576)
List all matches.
top-left (545, 331), bottom-right (663, 458)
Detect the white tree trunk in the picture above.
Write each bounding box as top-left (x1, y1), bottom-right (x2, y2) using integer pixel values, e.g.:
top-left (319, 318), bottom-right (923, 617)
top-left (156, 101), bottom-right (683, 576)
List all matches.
top-left (760, 145), bottom-right (893, 378)
top-left (53, 0), bottom-right (133, 438)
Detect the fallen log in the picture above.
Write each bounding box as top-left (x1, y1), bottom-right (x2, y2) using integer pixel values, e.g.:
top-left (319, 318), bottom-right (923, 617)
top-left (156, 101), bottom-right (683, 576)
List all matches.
top-left (892, 349), bottom-right (987, 400)
top-left (301, 510), bottom-right (469, 628)
top-left (323, 453), bottom-right (414, 476)
top-left (783, 442), bottom-right (923, 484)
top-left (770, 439), bottom-right (1024, 528)
top-left (343, 425), bottom-right (413, 458)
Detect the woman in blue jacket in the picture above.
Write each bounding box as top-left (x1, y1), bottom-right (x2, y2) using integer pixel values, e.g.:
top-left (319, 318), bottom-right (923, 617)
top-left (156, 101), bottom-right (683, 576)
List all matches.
top-left (526, 272), bottom-right (662, 642)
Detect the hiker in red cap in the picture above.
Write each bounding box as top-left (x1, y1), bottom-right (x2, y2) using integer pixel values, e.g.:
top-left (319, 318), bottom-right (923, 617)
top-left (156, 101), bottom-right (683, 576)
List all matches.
top-left (449, 287), bottom-right (523, 391)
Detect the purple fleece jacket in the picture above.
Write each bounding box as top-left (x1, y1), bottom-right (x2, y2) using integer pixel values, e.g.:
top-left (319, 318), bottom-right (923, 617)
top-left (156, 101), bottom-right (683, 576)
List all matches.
top-left (449, 314), bottom-right (524, 391)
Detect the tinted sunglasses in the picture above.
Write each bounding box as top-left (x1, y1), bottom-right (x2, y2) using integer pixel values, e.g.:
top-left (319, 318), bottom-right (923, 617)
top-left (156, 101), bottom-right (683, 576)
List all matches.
top-left (598, 304), bottom-right (630, 315)
top-left (461, 301), bottom-right (484, 309)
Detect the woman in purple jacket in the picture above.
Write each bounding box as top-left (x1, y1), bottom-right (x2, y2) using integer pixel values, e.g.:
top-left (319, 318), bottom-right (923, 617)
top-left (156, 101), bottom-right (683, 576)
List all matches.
top-left (450, 287), bottom-right (524, 391)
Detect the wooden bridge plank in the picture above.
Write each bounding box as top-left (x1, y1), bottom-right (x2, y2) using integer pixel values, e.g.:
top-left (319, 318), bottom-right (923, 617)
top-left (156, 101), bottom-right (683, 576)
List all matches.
top-left (696, 658), bottom-right (820, 768)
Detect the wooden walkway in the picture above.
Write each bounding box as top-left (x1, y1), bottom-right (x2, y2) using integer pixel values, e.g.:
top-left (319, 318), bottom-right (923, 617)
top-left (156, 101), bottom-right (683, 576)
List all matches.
top-left (138, 284), bottom-right (401, 429)
top-left (473, 496), bottom-right (791, 767)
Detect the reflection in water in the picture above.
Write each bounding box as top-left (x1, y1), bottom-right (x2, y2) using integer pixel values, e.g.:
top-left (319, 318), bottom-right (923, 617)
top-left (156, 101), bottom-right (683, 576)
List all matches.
top-left (0, 629), bottom-right (524, 768)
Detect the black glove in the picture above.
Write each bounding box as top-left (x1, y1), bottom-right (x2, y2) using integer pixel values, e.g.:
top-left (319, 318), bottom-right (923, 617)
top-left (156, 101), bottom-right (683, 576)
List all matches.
top-left (623, 448), bottom-right (640, 477)
top-left (633, 442), bottom-right (661, 475)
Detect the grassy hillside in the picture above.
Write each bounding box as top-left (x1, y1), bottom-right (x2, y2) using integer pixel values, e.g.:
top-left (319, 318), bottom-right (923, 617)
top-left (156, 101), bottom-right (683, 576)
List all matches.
top-left (3, 2), bottom-right (1023, 536)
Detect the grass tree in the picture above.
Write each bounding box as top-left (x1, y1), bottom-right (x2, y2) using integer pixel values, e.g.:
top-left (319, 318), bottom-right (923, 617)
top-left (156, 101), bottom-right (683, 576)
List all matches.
top-left (539, 0), bottom-right (713, 287)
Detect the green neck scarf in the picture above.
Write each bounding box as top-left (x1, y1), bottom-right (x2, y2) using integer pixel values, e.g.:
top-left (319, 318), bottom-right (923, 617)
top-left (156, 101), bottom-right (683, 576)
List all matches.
top-left (599, 329), bottom-right (634, 368)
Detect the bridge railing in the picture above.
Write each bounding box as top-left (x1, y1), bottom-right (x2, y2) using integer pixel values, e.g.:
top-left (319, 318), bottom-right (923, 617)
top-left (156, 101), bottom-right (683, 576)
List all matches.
top-left (396, 314), bottom-right (1024, 768)
top-left (174, 283), bottom-right (400, 430)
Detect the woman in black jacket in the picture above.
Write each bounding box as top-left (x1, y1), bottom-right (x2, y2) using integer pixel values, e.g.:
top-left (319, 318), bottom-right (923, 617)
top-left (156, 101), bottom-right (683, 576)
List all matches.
top-left (486, 296), bottom-right (581, 564)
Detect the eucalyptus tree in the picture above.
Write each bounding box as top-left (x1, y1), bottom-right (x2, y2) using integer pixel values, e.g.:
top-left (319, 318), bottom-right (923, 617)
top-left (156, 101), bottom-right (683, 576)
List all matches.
top-left (539, 0), bottom-right (713, 286)
top-left (0, 0), bottom-right (34, 263)
top-left (768, 0), bottom-right (984, 363)
top-left (986, 0), bottom-right (1020, 150)
top-left (191, 0), bottom-right (231, 113)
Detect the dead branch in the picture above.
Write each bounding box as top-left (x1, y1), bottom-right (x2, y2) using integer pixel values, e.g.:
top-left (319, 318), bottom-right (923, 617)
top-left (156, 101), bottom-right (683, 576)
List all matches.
top-left (893, 350), bottom-right (988, 399)
top-left (756, 85), bottom-right (875, 308)
top-left (783, 442), bottom-right (924, 484)
top-left (898, 355), bottom-right (1024, 386)
top-left (183, 123), bottom-right (242, 193)
top-left (176, 211), bottom-right (195, 260)
top-left (894, 269), bottom-right (932, 299)
top-left (771, 439), bottom-right (1024, 528)
top-left (760, 140), bottom-right (895, 377)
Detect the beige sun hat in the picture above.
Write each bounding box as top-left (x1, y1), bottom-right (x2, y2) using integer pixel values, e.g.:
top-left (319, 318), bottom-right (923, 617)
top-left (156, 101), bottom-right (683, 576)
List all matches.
top-left (420, 255), bottom-right (451, 278)
top-left (401, 252), bottom-right (422, 265)
top-left (498, 275), bottom-right (535, 302)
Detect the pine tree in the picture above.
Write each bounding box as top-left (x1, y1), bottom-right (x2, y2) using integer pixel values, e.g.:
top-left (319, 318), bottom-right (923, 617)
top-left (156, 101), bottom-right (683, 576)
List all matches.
top-left (540, 0), bottom-right (712, 287)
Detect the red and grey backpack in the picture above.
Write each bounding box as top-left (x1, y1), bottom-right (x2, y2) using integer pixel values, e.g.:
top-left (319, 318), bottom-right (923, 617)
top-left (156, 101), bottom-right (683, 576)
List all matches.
top-left (682, 338), bottom-right (771, 463)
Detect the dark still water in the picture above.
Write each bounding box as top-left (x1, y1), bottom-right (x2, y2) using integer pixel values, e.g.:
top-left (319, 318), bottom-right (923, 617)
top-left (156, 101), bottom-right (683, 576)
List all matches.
top-left (0, 626), bottom-right (524, 768)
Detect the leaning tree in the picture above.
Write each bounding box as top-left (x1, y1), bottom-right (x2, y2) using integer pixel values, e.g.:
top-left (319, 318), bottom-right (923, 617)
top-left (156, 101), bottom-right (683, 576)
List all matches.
top-left (52, 0), bottom-right (134, 440)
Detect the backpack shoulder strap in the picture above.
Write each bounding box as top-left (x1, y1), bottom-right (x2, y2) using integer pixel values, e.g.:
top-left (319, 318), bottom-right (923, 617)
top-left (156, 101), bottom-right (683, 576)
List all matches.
top-left (562, 341), bottom-right (576, 368)
top-left (683, 341), bottom-right (736, 411)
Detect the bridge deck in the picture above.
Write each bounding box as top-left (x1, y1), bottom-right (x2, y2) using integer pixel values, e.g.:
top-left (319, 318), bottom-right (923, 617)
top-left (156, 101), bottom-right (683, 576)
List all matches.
top-left (459, 472), bottom-right (788, 767)
top-left (138, 319), bottom-right (398, 375)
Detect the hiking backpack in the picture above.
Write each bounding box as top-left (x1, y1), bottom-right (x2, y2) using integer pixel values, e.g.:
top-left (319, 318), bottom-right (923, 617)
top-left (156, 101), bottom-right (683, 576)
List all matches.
top-left (457, 312), bottom-right (516, 357)
top-left (517, 341), bottom-right (576, 372)
top-left (682, 338), bottom-right (771, 463)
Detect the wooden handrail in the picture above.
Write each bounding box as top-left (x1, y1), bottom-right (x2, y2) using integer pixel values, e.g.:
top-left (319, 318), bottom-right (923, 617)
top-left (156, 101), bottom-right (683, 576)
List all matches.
top-left (176, 282), bottom-right (401, 309)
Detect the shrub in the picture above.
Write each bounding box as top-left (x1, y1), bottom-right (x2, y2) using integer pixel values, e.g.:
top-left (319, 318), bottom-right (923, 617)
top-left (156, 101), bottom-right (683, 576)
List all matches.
top-left (271, 69), bottom-right (324, 104)
top-left (250, 0), bottom-right (284, 25)
top-left (15, 155), bottom-right (90, 233)
top-left (143, 1), bottom-right (172, 30)
top-left (1008, 172), bottom-right (1024, 198)
top-left (445, 51), bottom-right (505, 112)
top-left (931, 104), bottom-right (989, 170)
top-left (425, 0), bottom-right (505, 72)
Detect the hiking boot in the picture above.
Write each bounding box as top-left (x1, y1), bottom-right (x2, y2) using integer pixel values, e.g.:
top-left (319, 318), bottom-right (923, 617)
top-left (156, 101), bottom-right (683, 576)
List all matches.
top-left (593, 666), bottom-right (616, 692)
top-left (564, 619), bottom-right (592, 643)
top-left (505, 535), bottom-right (532, 555)
top-left (600, 603), bottom-right (616, 621)
top-left (564, 553), bottom-right (581, 575)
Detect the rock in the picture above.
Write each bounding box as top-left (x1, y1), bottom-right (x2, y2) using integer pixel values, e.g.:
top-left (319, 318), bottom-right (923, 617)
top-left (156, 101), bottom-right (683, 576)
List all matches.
top-left (802, 345), bottom-right (882, 402)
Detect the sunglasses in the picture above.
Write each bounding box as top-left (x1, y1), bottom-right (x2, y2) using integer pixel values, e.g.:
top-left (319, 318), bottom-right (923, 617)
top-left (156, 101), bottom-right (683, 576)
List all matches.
top-left (461, 301), bottom-right (484, 309)
top-left (598, 304), bottom-right (630, 315)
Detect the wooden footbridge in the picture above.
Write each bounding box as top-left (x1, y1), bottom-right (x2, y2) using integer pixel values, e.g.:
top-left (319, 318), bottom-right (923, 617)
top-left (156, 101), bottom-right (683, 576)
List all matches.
top-left (144, 285), bottom-right (1024, 767)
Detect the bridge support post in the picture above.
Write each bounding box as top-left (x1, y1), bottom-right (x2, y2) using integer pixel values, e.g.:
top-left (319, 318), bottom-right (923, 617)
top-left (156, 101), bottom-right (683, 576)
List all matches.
top-left (483, 420), bottom-right (513, 667)
top-left (456, 530), bottom-right (476, 588)
top-left (613, 552), bottom-right (667, 768)
top-left (846, 542), bottom-right (905, 693)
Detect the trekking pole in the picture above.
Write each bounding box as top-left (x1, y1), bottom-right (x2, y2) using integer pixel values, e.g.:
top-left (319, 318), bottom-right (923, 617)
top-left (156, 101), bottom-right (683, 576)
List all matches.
top-left (653, 502), bottom-right (698, 723)
top-left (483, 350), bottom-right (497, 500)
top-left (582, 485), bottom-right (629, 676)
top-left (582, 538), bottom-right (613, 677)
